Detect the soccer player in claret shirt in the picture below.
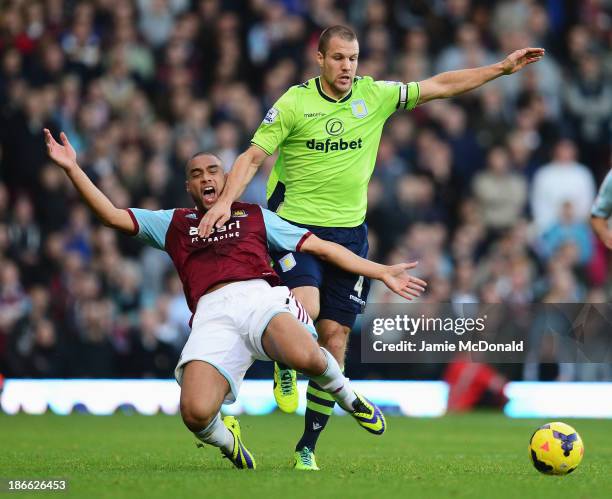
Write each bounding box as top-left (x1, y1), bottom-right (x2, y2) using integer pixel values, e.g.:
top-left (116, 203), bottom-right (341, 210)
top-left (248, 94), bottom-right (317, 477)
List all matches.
top-left (44, 129), bottom-right (426, 470)
top-left (199, 25), bottom-right (545, 469)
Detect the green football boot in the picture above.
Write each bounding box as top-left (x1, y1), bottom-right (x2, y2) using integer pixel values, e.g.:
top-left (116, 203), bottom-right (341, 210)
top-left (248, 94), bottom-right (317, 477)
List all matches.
top-left (273, 362), bottom-right (299, 414)
top-left (293, 446), bottom-right (320, 471)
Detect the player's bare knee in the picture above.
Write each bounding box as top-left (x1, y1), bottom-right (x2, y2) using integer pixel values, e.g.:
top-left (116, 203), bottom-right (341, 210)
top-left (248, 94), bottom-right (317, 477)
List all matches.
top-left (320, 328), bottom-right (349, 361)
top-left (180, 399), bottom-right (217, 432)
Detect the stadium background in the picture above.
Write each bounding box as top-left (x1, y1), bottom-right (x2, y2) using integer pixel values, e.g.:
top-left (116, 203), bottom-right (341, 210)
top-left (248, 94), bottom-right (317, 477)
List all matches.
top-left (0, 0), bottom-right (611, 399)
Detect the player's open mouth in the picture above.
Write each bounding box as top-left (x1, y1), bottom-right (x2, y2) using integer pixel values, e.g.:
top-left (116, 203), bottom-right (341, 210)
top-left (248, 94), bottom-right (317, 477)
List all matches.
top-left (338, 75), bottom-right (351, 84)
top-left (202, 186), bottom-right (216, 204)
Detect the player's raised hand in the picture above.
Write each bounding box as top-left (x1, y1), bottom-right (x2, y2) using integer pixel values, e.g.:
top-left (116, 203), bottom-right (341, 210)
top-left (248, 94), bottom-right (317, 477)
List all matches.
top-left (198, 199), bottom-right (231, 237)
top-left (501, 47), bottom-right (545, 75)
top-left (44, 129), bottom-right (77, 171)
top-left (381, 262), bottom-right (427, 301)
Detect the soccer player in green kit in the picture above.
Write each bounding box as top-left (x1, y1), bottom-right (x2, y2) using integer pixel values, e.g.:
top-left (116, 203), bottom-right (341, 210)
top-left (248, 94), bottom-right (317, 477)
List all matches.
top-left (199, 25), bottom-right (545, 470)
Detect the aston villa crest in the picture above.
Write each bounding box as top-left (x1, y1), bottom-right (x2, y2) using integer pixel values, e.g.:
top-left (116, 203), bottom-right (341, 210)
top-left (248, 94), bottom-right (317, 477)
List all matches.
top-left (351, 99), bottom-right (368, 118)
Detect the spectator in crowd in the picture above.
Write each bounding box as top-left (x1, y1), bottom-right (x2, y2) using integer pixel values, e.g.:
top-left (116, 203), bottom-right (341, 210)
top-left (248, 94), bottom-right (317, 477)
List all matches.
top-left (539, 201), bottom-right (593, 267)
top-left (128, 307), bottom-right (176, 378)
top-left (7, 195), bottom-right (41, 284)
top-left (0, 183), bottom-right (9, 223)
top-left (0, 262), bottom-right (29, 338)
top-left (472, 146), bottom-right (527, 234)
top-left (530, 139), bottom-right (596, 234)
top-left (25, 319), bottom-right (64, 378)
top-left (564, 51), bottom-right (612, 175)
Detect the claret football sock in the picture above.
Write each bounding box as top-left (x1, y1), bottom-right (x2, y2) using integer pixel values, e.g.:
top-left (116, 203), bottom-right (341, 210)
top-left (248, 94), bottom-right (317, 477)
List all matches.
top-left (311, 347), bottom-right (356, 412)
top-left (194, 413), bottom-right (234, 454)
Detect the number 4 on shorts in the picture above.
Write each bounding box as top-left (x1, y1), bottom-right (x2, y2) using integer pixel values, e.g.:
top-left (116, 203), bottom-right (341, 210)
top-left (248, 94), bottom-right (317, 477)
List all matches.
top-left (354, 275), bottom-right (364, 298)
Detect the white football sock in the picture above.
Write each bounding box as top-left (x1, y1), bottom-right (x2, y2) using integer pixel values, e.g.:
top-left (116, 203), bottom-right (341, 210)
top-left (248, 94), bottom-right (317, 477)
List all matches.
top-left (311, 347), bottom-right (356, 412)
top-left (194, 413), bottom-right (234, 454)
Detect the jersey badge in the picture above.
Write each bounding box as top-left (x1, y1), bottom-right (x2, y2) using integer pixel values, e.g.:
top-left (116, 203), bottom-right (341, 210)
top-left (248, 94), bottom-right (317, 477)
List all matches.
top-left (263, 107), bottom-right (279, 124)
top-left (279, 253), bottom-right (297, 272)
top-left (351, 99), bottom-right (368, 118)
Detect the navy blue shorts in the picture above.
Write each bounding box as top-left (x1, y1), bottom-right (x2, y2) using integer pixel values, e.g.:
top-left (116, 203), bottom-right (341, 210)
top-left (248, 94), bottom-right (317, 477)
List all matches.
top-left (270, 221), bottom-right (370, 329)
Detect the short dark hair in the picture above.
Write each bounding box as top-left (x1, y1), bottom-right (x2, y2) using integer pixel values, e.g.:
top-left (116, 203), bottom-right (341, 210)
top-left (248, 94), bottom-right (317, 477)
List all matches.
top-left (185, 151), bottom-right (221, 176)
top-left (318, 25), bottom-right (357, 54)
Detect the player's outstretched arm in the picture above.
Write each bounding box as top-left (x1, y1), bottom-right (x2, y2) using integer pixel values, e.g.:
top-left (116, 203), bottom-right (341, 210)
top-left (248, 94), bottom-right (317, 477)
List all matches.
top-left (198, 145), bottom-right (268, 237)
top-left (300, 235), bottom-right (427, 301)
top-left (44, 129), bottom-right (135, 233)
top-left (417, 47), bottom-right (545, 105)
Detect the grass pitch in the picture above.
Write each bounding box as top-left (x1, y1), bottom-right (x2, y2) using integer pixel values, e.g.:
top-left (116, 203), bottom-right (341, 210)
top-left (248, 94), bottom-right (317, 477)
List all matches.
top-left (1, 412), bottom-right (610, 499)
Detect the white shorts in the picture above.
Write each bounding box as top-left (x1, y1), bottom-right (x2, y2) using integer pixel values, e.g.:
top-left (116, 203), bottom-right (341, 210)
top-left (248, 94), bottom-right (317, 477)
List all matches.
top-left (174, 279), bottom-right (316, 404)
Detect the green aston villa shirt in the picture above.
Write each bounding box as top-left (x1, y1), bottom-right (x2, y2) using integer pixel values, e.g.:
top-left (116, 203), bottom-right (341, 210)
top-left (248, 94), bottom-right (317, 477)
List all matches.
top-left (251, 76), bottom-right (420, 227)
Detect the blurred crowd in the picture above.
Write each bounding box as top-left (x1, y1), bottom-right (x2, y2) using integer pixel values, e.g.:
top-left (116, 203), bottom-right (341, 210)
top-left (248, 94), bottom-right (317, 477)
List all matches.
top-left (0, 0), bottom-right (611, 382)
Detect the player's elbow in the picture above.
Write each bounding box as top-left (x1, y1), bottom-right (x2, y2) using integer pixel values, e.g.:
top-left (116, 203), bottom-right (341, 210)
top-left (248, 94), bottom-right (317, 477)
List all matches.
top-left (300, 236), bottom-right (329, 260)
top-left (316, 247), bottom-right (334, 263)
top-left (104, 214), bottom-right (119, 229)
top-left (245, 145), bottom-right (267, 169)
top-left (429, 84), bottom-right (452, 100)
top-left (417, 79), bottom-right (444, 104)
top-left (106, 209), bottom-right (135, 234)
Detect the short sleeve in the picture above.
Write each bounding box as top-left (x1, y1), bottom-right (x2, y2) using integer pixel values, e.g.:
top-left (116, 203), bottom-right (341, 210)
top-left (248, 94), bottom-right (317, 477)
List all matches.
top-left (372, 80), bottom-right (420, 118)
top-left (261, 208), bottom-right (312, 252)
top-left (251, 89), bottom-right (296, 155)
top-left (592, 170), bottom-right (612, 218)
top-left (126, 208), bottom-right (174, 250)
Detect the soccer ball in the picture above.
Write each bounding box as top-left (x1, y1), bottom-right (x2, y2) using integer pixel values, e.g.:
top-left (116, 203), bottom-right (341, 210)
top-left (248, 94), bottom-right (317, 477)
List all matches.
top-left (528, 422), bottom-right (584, 475)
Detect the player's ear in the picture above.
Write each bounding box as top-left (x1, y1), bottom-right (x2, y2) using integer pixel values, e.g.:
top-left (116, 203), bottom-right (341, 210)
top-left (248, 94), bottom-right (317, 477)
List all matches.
top-left (316, 50), bottom-right (324, 68)
top-left (185, 180), bottom-right (189, 192)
